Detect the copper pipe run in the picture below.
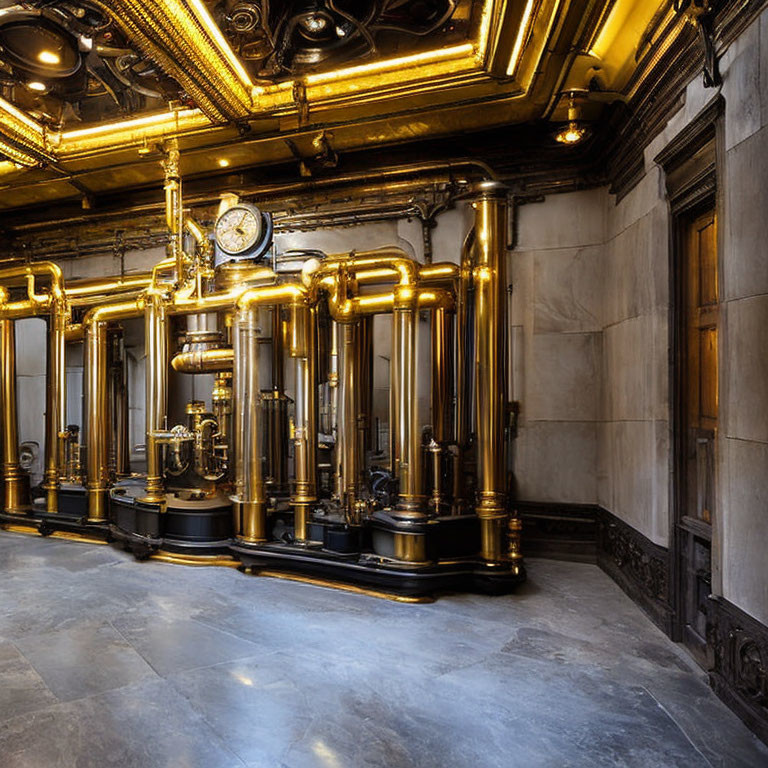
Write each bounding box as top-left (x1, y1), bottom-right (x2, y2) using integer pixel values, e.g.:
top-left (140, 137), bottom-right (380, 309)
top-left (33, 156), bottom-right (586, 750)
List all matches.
top-left (0, 317), bottom-right (25, 512)
top-left (472, 184), bottom-right (511, 565)
top-left (290, 303), bottom-right (317, 542)
top-left (84, 299), bottom-right (143, 520)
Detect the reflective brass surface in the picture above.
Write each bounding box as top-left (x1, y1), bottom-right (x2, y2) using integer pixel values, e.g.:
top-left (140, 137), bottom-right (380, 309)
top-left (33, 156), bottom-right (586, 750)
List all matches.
top-left (472, 186), bottom-right (509, 564)
top-left (0, 319), bottom-right (25, 513)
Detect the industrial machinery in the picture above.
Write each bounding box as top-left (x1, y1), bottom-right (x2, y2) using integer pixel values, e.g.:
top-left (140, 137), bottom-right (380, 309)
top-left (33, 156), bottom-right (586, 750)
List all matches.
top-left (0, 142), bottom-right (523, 596)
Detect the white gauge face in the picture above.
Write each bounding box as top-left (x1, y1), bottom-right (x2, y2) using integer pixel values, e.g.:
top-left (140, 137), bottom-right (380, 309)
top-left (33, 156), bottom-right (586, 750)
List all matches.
top-left (215, 205), bottom-right (263, 255)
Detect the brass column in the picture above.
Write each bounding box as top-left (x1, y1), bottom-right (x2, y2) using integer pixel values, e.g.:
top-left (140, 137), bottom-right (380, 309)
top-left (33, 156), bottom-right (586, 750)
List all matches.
top-left (472, 185), bottom-right (510, 564)
top-left (340, 321), bottom-right (362, 521)
top-left (43, 306), bottom-right (67, 513)
top-left (85, 316), bottom-right (109, 521)
top-left (391, 284), bottom-right (425, 518)
top-left (0, 318), bottom-right (25, 512)
top-left (430, 305), bottom-right (452, 514)
top-left (290, 303), bottom-right (317, 542)
top-left (143, 291), bottom-right (168, 504)
top-left (85, 300), bottom-right (142, 520)
top-left (235, 303), bottom-right (266, 542)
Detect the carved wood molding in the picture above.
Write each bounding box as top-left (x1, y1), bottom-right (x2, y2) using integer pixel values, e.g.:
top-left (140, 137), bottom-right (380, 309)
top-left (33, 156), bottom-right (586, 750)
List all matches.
top-left (596, 508), bottom-right (674, 635)
top-left (708, 595), bottom-right (768, 743)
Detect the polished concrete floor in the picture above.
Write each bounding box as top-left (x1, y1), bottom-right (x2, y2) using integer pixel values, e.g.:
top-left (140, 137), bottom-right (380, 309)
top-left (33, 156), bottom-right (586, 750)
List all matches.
top-left (0, 532), bottom-right (766, 768)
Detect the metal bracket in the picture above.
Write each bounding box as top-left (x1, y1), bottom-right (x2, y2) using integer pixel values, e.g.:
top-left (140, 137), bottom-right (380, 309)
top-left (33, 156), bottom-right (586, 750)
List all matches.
top-left (674, 0), bottom-right (721, 88)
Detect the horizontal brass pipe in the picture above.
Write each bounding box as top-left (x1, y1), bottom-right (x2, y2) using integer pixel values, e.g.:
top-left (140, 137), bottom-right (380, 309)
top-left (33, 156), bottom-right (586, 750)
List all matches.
top-left (171, 347), bottom-right (233, 373)
top-left (65, 272), bottom-right (153, 299)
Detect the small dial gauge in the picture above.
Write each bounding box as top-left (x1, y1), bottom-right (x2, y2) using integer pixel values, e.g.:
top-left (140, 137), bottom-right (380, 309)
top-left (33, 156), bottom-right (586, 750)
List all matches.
top-left (214, 204), bottom-right (264, 256)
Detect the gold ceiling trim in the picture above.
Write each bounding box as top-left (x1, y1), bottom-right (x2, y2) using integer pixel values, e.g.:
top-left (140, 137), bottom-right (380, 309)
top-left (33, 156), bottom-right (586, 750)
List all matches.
top-left (0, 0), bottom-right (520, 167)
top-left (88, 0), bottom-right (254, 123)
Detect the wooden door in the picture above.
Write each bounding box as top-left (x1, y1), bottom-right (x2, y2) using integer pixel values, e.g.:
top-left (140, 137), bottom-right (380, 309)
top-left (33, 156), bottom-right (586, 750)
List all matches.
top-left (679, 206), bottom-right (717, 661)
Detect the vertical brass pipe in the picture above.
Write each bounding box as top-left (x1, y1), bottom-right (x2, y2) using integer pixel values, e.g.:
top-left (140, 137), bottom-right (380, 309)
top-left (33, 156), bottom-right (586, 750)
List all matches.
top-left (358, 316), bottom-right (374, 452)
top-left (330, 320), bottom-right (343, 503)
top-left (472, 185), bottom-right (509, 564)
top-left (453, 228), bottom-right (474, 514)
top-left (143, 291), bottom-right (168, 504)
top-left (44, 308), bottom-right (67, 513)
top-left (290, 304), bottom-right (317, 541)
top-left (340, 322), bottom-right (362, 521)
top-left (0, 318), bottom-right (25, 512)
top-left (236, 305), bottom-right (266, 542)
top-left (84, 301), bottom-right (141, 520)
top-left (430, 305), bottom-right (451, 514)
top-left (162, 140), bottom-right (185, 282)
top-left (392, 285), bottom-right (425, 518)
top-left (115, 333), bottom-right (130, 478)
top-left (85, 318), bottom-right (109, 521)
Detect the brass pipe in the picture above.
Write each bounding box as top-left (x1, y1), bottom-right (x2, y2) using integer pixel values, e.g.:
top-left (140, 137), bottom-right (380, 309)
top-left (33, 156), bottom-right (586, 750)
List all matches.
top-left (114, 333), bottom-right (130, 478)
top-left (472, 186), bottom-right (510, 564)
top-left (391, 285), bottom-right (425, 518)
top-left (340, 321), bottom-right (362, 521)
top-left (84, 299), bottom-right (143, 520)
top-left (162, 140), bottom-right (186, 283)
top-left (290, 303), bottom-right (317, 542)
top-left (65, 272), bottom-right (153, 301)
top-left (142, 290), bottom-right (168, 504)
top-left (234, 284), bottom-right (308, 543)
top-left (0, 318), bottom-right (25, 512)
top-left (45, 308), bottom-right (67, 512)
top-left (171, 347), bottom-right (234, 373)
top-left (453, 228), bottom-right (475, 514)
top-left (430, 305), bottom-right (452, 515)
top-left (0, 262), bottom-right (67, 512)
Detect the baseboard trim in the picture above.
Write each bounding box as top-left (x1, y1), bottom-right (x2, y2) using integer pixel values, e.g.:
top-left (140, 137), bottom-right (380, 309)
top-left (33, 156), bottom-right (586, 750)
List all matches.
top-left (596, 508), bottom-right (675, 636)
top-left (516, 501), bottom-right (598, 564)
top-left (707, 595), bottom-right (768, 744)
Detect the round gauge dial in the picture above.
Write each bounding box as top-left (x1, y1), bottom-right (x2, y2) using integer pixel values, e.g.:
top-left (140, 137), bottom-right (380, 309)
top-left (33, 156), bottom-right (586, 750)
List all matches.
top-left (214, 204), bottom-right (264, 256)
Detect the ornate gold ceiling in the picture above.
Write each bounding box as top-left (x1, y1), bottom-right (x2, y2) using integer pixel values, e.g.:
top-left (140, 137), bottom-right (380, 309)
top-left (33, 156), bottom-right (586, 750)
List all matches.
top-left (0, 0), bottom-right (681, 211)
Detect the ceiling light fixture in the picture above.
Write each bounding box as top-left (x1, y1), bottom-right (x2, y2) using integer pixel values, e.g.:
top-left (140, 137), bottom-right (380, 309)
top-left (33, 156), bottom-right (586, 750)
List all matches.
top-left (553, 92), bottom-right (591, 146)
top-left (218, 158), bottom-right (230, 167)
top-left (38, 50), bottom-right (61, 65)
top-left (27, 81), bottom-right (48, 92)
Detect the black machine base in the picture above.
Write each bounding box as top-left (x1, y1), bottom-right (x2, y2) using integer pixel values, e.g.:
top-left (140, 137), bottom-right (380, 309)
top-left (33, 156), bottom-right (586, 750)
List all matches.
top-left (231, 540), bottom-right (525, 597)
top-left (109, 479), bottom-right (233, 557)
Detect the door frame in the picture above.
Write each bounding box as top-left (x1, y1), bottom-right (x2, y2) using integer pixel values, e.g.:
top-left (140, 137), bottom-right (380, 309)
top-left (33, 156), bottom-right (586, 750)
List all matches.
top-left (655, 95), bottom-right (724, 650)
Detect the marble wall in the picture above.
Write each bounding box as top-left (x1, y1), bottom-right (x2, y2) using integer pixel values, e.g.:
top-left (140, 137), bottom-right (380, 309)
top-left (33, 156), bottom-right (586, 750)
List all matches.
top-left (512, 7), bottom-right (768, 626)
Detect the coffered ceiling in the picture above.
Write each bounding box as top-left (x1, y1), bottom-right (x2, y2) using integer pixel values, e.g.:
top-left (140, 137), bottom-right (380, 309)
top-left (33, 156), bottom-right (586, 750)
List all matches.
top-left (0, 0), bottom-right (686, 213)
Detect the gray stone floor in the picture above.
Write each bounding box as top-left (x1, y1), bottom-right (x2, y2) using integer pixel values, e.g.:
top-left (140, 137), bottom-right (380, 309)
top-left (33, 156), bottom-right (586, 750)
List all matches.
top-left (0, 532), bottom-right (766, 768)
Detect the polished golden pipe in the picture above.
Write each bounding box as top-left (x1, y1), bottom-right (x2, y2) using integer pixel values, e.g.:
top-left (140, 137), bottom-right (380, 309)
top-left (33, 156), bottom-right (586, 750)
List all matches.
top-left (391, 285), bottom-right (425, 518)
top-left (143, 290), bottom-right (169, 504)
top-left (430, 305), bottom-right (452, 514)
top-left (171, 347), bottom-right (234, 373)
top-left (472, 187), bottom-right (510, 564)
top-left (290, 303), bottom-right (318, 541)
top-left (0, 318), bottom-right (25, 513)
top-left (0, 262), bottom-right (67, 512)
top-left (235, 284), bottom-right (308, 543)
top-left (162, 141), bottom-right (186, 283)
top-left (453, 228), bottom-right (475, 514)
top-left (44, 309), bottom-right (68, 512)
top-left (114, 334), bottom-right (130, 479)
top-left (65, 272), bottom-right (153, 300)
top-left (340, 321), bottom-right (362, 521)
top-left (84, 299), bottom-right (142, 520)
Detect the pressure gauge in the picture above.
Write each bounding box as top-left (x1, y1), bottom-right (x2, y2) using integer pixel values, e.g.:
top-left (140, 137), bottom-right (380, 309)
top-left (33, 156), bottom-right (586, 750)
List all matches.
top-left (214, 203), bottom-right (265, 256)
